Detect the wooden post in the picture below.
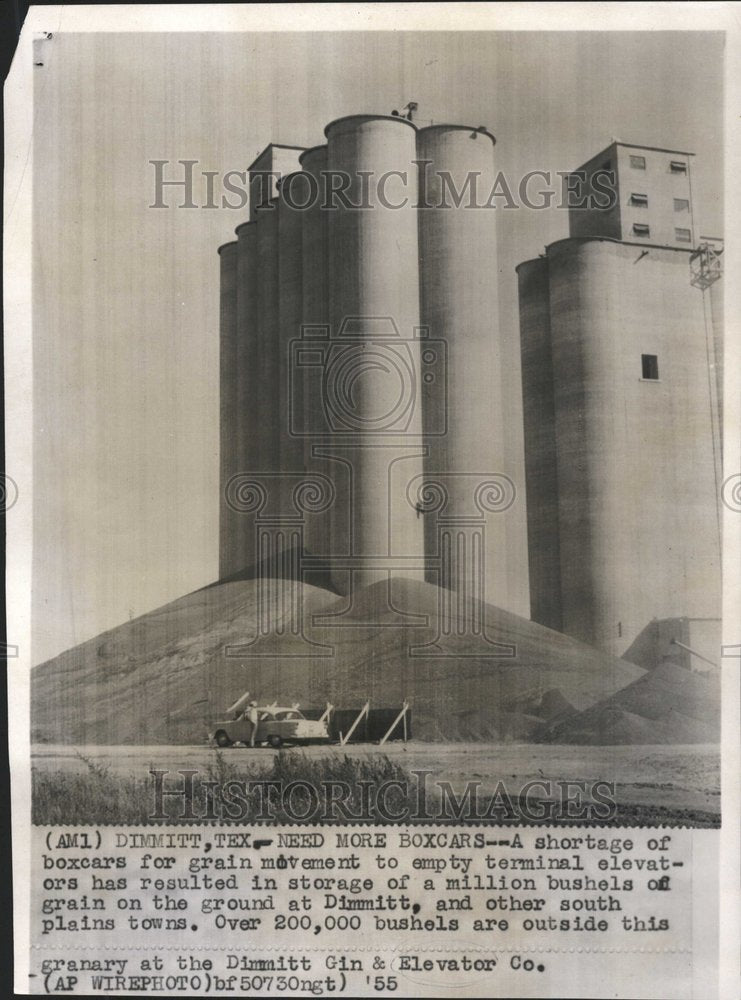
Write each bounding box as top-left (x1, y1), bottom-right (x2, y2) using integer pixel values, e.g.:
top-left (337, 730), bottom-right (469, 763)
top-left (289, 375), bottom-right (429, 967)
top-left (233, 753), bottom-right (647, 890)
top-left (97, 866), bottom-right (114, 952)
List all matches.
top-left (319, 702), bottom-right (334, 724)
top-left (379, 701), bottom-right (409, 746)
top-left (340, 702), bottom-right (370, 746)
top-left (226, 690), bottom-right (250, 716)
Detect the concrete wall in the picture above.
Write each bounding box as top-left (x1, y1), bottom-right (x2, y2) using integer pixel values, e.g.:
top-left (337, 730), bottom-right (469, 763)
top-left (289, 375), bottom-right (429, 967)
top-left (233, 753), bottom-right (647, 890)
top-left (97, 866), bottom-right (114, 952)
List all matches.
top-left (235, 221), bottom-right (259, 573)
top-left (517, 257), bottom-right (562, 631)
top-left (709, 278), bottom-right (724, 443)
top-left (255, 200), bottom-right (280, 480)
top-left (277, 176), bottom-right (305, 493)
top-left (248, 144), bottom-right (305, 221)
top-left (217, 241), bottom-right (239, 579)
top-left (325, 114), bottom-right (425, 593)
top-left (528, 237), bottom-right (722, 657)
top-left (417, 124), bottom-right (527, 616)
top-left (568, 142), bottom-right (694, 248)
top-left (568, 143), bottom-right (622, 241)
top-left (614, 145), bottom-right (694, 248)
top-left (298, 146), bottom-right (335, 571)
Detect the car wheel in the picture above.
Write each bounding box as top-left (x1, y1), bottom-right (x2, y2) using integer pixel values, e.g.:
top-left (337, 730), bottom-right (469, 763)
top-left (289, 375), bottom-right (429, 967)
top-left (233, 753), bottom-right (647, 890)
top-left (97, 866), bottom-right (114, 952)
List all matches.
top-left (268, 735), bottom-right (282, 749)
top-left (215, 730), bottom-right (232, 748)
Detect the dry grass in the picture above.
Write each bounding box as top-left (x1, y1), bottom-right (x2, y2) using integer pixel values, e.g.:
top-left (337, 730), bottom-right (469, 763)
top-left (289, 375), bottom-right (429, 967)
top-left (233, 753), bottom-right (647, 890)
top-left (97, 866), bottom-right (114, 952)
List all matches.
top-left (31, 749), bottom-right (719, 827)
top-left (32, 750), bottom-right (410, 825)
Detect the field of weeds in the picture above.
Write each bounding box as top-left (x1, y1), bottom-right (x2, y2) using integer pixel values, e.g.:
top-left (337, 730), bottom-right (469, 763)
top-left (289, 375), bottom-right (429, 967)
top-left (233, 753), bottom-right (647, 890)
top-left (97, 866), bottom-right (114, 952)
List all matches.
top-left (31, 747), bottom-right (720, 827)
top-left (32, 750), bottom-right (411, 825)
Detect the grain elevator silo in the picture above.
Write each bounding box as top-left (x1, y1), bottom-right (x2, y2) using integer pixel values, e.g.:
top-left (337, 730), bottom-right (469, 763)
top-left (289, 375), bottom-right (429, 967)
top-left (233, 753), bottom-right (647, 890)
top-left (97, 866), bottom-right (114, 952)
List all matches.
top-left (518, 142), bottom-right (722, 665)
top-left (277, 175), bottom-right (306, 488)
top-left (324, 114), bottom-right (425, 594)
top-left (298, 145), bottom-right (333, 575)
top-left (218, 112), bottom-right (530, 622)
top-left (234, 220), bottom-right (258, 575)
top-left (417, 124), bottom-right (527, 618)
top-left (217, 239), bottom-right (239, 580)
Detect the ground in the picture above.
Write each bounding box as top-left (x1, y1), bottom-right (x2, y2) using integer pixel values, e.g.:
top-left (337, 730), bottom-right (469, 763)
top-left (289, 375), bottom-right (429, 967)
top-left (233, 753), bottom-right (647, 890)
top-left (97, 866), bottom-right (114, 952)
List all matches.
top-left (31, 741), bottom-right (720, 826)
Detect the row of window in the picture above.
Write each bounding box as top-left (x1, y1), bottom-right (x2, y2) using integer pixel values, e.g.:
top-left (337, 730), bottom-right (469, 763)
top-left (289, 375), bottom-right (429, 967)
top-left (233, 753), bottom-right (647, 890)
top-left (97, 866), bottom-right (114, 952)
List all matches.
top-left (632, 223), bottom-right (692, 242)
top-left (628, 193), bottom-right (690, 212)
top-left (629, 154), bottom-right (688, 173)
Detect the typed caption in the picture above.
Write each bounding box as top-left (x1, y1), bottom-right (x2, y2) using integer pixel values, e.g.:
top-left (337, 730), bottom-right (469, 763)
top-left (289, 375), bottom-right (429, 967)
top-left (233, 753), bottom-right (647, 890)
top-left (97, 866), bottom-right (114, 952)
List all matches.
top-left (30, 824), bottom-right (705, 997)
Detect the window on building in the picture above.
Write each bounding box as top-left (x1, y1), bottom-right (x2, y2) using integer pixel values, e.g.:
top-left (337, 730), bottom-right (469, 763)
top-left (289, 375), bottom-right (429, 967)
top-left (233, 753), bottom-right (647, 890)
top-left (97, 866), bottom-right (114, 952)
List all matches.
top-left (641, 354), bottom-right (659, 380)
top-left (675, 227), bottom-right (692, 243)
top-left (674, 198), bottom-right (690, 212)
top-left (629, 192), bottom-right (648, 207)
top-left (630, 154), bottom-right (646, 169)
top-left (632, 222), bottom-right (650, 237)
top-left (670, 160), bottom-right (687, 174)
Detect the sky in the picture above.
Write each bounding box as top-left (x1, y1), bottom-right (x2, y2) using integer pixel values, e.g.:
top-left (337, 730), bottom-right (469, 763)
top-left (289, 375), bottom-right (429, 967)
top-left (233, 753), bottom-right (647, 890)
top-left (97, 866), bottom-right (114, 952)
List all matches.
top-left (30, 29), bottom-right (724, 664)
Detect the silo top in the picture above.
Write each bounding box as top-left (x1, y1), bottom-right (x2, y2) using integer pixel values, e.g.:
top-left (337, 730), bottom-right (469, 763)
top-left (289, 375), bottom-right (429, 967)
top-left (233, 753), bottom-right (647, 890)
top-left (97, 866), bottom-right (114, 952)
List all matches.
top-left (234, 221), bottom-right (256, 237)
top-left (217, 239), bottom-right (238, 256)
top-left (298, 144), bottom-right (327, 167)
top-left (324, 113), bottom-right (417, 137)
top-left (514, 255), bottom-right (548, 275)
top-left (417, 123), bottom-right (496, 146)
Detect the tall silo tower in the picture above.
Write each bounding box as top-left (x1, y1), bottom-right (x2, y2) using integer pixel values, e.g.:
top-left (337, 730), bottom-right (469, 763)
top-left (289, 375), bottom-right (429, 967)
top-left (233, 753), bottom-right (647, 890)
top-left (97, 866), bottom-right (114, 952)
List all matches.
top-left (324, 114), bottom-right (426, 594)
top-left (298, 145), bottom-right (334, 574)
top-left (519, 142), bottom-right (722, 664)
top-left (417, 125), bottom-right (528, 618)
top-left (217, 240), bottom-right (239, 580)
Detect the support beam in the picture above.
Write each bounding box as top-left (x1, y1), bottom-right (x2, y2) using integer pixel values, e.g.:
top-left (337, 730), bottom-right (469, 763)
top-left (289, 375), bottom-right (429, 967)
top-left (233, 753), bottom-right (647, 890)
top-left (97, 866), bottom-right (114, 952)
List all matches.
top-left (339, 702), bottom-right (370, 746)
top-left (226, 691), bottom-right (250, 716)
top-left (379, 702), bottom-right (409, 745)
top-left (671, 638), bottom-right (718, 668)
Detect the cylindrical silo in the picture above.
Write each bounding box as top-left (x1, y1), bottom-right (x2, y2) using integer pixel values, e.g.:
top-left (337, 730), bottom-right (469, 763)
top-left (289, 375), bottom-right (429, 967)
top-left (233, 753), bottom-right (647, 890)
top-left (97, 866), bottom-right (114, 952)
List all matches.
top-left (417, 124), bottom-right (523, 614)
top-left (255, 199), bottom-right (281, 481)
top-left (325, 114), bottom-right (425, 593)
top-left (708, 277), bottom-right (724, 448)
top-left (517, 256), bottom-right (562, 632)
top-left (299, 146), bottom-right (335, 575)
top-left (547, 237), bottom-right (721, 657)
top-left (218, 240), bottom-right (239, 579)
top-left (234, 222), bottom-right (259, 574)
top-left (277, 175), bottom-right (306, 491)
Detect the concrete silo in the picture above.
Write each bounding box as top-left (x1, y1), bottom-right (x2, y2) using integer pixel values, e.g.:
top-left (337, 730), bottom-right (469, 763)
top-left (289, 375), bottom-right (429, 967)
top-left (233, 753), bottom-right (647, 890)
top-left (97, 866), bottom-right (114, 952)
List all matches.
top-left (517, 256), bottom-right (562, 632)
top-left (217, 240), bottom-right (239, 579)
top-left (708, 274), bottom-right (724, 446)
top-left (325, 114), bottom-right (425, 593)
top-left (298, 145), bottom-right (335, 575)
top-left (416, 125), bottom-right (525, 616)
top-left (541, 237), bottom-right (721, 657)
top-left (234, 221), bottom-right (258, 574)
top-left (277, 175), bottom-right (306, 487)
top-left (255, 200), bottom-right (281, 481)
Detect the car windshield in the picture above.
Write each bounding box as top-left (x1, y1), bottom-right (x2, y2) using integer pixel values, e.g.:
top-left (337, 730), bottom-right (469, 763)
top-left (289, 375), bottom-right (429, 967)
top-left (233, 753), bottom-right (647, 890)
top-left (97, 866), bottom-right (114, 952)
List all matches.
top-left (273, 710), bottom-right (303, 720)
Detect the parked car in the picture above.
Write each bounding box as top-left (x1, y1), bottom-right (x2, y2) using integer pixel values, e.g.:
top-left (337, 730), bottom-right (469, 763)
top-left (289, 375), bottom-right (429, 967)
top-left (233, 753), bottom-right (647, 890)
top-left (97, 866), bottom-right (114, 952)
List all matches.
top-left (211, 707), bottom-right (329, 749)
